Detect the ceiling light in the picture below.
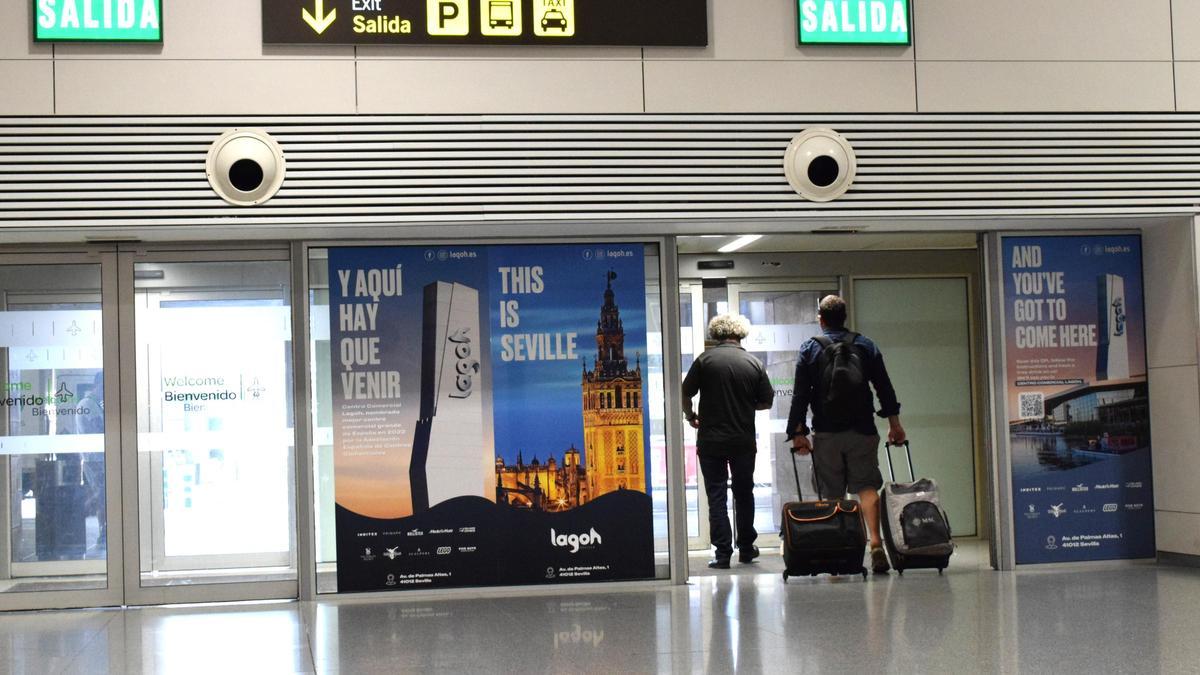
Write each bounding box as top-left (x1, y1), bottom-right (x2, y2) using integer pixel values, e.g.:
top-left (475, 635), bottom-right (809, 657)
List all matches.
top-left (717, 235), bottom-right (762, 253)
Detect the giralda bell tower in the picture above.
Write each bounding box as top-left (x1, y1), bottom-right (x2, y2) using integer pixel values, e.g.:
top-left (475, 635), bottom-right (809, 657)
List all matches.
top-left (582, 271), bottom-right (645, 497)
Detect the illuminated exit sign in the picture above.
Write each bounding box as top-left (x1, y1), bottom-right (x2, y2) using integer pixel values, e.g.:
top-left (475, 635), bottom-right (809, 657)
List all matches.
top-left (34, 0), bottom-right (163, 42)
top-left (798, 0), bottom-right (910, 45)
top-left (262, 0), bottom-right (706, 46)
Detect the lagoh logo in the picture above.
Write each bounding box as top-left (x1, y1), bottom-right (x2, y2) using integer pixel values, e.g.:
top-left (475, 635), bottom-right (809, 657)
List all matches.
top-left (551, 527), bottom-right (602, 553)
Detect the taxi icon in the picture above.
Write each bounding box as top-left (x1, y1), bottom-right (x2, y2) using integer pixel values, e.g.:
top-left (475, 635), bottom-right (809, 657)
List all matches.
top-left (540, 8), bottom-right (568, 31)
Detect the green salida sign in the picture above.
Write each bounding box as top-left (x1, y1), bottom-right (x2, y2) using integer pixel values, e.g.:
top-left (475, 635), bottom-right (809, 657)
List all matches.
top-left (34, 0), bottom-right (162, 42)
top-left (798, 0), bottom-right (910, 45)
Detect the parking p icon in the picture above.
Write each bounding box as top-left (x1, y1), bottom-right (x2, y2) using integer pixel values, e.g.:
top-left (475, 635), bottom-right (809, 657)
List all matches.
top-left (427, 0), bottom-right (470, 35)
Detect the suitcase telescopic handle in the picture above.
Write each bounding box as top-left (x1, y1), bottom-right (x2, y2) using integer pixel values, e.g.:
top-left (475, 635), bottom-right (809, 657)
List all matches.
top-left (791, 449), bottom-right (805, 501)
top-left (883, 440), bottom-right (915, 482)
top-left (789, 444), bottom-right (825, 501)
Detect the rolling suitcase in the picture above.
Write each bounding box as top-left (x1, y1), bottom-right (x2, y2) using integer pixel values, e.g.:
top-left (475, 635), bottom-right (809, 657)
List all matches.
top-left (881, 441), bottom-right (954, 575)
top-left (781, 450), bottom-right (867, 581)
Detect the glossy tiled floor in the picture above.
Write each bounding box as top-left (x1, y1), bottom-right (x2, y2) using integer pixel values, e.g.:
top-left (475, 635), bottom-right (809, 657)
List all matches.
top-left (2, 542), bottom-right (1198, 674)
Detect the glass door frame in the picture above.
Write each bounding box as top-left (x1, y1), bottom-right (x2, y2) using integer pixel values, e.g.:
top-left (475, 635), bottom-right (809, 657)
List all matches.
top-left (117, 245), bottom-right (300, 607)
top-left (0, 248), bottom-right (124, 612)
top-left (678, 280), bottom-right (711, 552)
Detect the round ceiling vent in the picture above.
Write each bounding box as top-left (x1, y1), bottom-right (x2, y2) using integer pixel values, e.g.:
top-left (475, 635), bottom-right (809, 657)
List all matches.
top-left (205, 129), bottom-right (286, 206)
top-left (783, 128), bottom-right (857, 202)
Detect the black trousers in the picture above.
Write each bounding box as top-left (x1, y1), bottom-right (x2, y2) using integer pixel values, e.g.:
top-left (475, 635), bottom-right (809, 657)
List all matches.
top-left (698, 452), bottom-right (757, 559)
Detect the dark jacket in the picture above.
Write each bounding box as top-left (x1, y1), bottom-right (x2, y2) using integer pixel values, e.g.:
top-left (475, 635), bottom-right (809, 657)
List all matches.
top-left (682, 342), bottom-right (775, 455)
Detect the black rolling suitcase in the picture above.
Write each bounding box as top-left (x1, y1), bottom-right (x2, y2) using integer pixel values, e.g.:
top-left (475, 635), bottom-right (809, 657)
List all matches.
top-left (881, 441), bottom-right (954, 575)
top-left (781, 450), bottom-right (867, 581)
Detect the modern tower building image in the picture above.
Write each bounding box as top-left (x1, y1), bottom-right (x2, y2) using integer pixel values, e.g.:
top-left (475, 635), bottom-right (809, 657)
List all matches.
top-left (582, 271), bottom-right (645, 497)
top-left (1097, 273), bottom-right (1131, 381)
top-left (410, 281), bottom-right (491, 513)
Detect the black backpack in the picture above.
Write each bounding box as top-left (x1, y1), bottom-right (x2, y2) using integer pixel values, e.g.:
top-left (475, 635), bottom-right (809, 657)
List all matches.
top-left (813, 333), bottom-right (866, 418)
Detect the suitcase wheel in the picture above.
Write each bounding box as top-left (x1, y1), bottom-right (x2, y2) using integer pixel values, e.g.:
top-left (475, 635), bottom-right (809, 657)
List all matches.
top-left (782, 572), bottom-right (789, 582)
top-left (861, 571), bottom-right (867, 580)
top-left (937, 568), bottom-right (944, 576)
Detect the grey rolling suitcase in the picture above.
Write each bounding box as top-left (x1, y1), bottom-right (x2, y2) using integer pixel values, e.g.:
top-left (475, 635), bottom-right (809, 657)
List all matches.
top-left (880, 441), bottom-right (954, 575)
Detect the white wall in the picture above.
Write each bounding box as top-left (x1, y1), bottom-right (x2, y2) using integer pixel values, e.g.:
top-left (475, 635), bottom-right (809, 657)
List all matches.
top-left (1, 0), bottom-right (1194, 115)
top-left (1143, 219), bottom-right (1200, 558)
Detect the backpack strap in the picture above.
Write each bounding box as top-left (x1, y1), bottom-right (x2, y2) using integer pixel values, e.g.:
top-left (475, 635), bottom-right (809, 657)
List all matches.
top-left (812, 335), bottom-right (834, 388)
top-left (813, 335), bottom-right (834, 374)
top-left (814, 333), bottom-right (861, 388)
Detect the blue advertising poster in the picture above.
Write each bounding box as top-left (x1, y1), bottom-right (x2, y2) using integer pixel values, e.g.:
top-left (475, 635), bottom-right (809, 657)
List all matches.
top-left (327, 243), bottom-right (655, 591)
top-left (1003, 235), bottom-right (1155, 564)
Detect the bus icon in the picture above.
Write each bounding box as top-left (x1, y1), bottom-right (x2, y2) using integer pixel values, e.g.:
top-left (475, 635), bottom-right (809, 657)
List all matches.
top-left (489, 0), bottom-right (513, 28)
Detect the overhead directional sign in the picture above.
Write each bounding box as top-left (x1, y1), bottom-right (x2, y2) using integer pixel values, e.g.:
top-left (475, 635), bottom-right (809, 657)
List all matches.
top-left (303, 0), bottom-right (338, 34)
top-left (797, 0), bottom-right (910, 45)
top-left (34, 0), bottom-right (163, 42)
top-left (262, 0), bottom-right (706, 46)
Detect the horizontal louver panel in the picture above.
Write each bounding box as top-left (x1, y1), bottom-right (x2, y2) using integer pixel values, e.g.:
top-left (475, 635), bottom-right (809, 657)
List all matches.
top-left (2, 114), bottom-right (1199, 230)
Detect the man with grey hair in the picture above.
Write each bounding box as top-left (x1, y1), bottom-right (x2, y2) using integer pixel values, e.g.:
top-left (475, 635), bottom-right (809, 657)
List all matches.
top-left (682, 313), bottom-right (775, 569)
top-left (786, 294), bottom-right (905, 574)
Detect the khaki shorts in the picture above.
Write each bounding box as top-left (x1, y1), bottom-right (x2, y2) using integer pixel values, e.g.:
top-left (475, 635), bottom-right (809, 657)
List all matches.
top-left (812, 431), bottom-right (883, 498)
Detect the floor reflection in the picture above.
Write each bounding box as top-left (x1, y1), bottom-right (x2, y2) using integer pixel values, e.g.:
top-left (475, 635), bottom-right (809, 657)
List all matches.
top-left (0, 542), bottom-right (1196, 674)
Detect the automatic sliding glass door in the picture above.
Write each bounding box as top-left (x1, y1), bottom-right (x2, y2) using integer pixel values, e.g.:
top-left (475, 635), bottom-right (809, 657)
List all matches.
top-left (0, 255), bottom-right (122, 611)
top-left (122, 251), bottom-right (297, 603)
top-left (731, 283), bottom-right (834, 537)
top-left (680, 279), bottom-right (835, 553)
top-left (1, 248), bottom-right (302, 610)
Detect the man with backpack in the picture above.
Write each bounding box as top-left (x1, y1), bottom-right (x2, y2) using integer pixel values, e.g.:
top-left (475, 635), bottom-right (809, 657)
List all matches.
top-left (786, 295), bottom-right (905, 575)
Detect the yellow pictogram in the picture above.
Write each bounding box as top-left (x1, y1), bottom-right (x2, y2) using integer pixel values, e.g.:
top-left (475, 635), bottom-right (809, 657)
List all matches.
top-left (427, 0), bottom-right (470, 36)
top-left (302, 0), bottom-right (337, 34)
top-left (532, 0), bottom-right (573, 37)
top-left (480, 0), bottom-right (522, 37)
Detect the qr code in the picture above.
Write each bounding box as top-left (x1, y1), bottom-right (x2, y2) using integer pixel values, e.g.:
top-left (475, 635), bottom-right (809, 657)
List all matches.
top-left (1018, 392), bottom-right (1044, 420)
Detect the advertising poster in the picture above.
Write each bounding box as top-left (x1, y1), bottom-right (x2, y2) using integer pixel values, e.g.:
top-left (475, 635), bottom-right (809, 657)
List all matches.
top-left (1003, 234), bottom-right (1155, 564)
top-left (328, 243), bottom-right (655, 591)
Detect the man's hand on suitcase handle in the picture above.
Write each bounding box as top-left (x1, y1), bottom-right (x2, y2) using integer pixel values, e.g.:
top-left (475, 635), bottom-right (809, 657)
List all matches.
top-left (790, 435), bottom-right (812, 455)
top-left (887, 415), bottom-right (906, 445)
